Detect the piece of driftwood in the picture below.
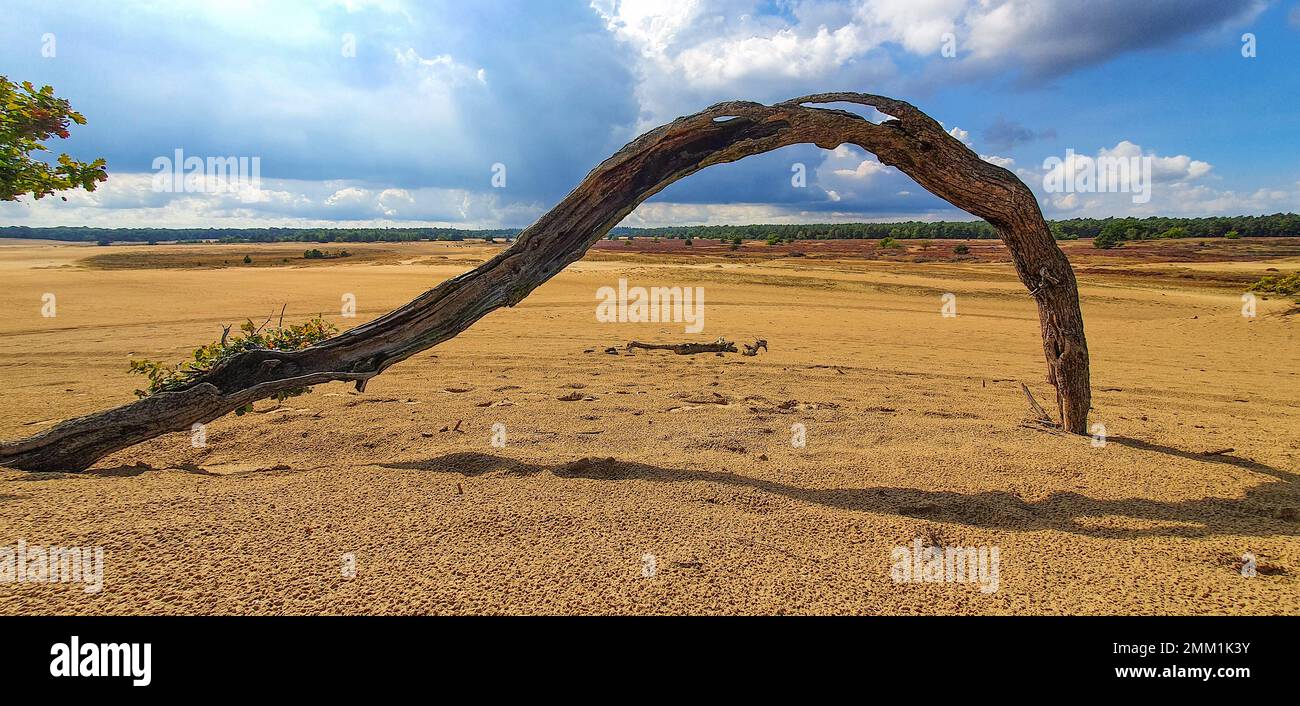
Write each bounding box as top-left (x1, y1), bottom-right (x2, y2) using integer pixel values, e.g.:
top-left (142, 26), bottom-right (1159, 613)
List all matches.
top-left (626, 338), bottom-right (738, 355)
top-left (742, 339), bottom-right (768, 356)
top-left (0, 92), bottom-right (1090, 471)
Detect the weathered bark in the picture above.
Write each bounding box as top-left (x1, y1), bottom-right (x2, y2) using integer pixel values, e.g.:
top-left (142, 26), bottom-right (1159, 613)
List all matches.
top-left (0, 92), bottom-right (1090, 472)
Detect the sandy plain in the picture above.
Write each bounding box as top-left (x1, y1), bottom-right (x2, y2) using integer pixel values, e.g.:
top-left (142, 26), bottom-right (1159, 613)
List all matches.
top-left (0, 237), bottom-right (1296, 614)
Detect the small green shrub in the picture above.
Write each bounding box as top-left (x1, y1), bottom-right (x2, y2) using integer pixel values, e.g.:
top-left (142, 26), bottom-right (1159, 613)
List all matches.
top-left (128, 316), bottom-right (337, 410)
top-left (1249, 272), bottom-right (1300, 297)
top-left (304, 248), bottom-right (351, 259)
top-left (953, 243), bottom-right (970, 255)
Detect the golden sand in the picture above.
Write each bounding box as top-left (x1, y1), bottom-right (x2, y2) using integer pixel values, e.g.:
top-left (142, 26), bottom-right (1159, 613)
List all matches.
top-left (1, 239), bottom-right (1296, 614)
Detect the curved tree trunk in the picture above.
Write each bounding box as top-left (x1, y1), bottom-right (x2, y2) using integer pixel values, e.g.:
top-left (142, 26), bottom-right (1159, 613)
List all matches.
top-left (0, 93), bottom-right (1090, 472)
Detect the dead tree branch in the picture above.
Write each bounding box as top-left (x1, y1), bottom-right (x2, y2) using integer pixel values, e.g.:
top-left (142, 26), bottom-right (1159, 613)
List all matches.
top-left (626, 338), bottom-right (738, 355)
top-left (1, 92), bottom-right (1090, 471)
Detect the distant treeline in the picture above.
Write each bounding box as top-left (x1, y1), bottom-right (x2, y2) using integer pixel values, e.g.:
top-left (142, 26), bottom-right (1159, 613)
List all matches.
top-left (609, 214), bottom-right (1300, 241)
top-left (3, 213), bottom-right (1297, 244)
top-left (0, 226), bottom-right (520, 244)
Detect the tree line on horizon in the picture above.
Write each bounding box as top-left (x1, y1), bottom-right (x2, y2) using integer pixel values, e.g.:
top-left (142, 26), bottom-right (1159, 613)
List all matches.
top-left (608, 214), bottom-right (1300, 242)
top-left (3, 213), bottom-right (1299, 245)
top-left (0, 226), bottom-right (519, 244)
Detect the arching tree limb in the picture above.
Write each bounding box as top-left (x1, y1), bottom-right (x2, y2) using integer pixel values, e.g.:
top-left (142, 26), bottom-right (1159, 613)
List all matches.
top-left (0, 93), bottom-right (1090, 471)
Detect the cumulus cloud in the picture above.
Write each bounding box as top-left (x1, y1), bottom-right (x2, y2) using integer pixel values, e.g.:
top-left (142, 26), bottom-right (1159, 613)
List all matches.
top-left (980, 155), bottom-right (1016, 169)
top-left (1026, 140), bottom-right (1296, 217)
top-left (0, 174), bottom-right (545, 229)
top-left (591, 0), bottom-right (1265, 125)
top-left (590, 0), bottom-right (898, 127)
top-left (0, 0), bottom-right (1289, 228)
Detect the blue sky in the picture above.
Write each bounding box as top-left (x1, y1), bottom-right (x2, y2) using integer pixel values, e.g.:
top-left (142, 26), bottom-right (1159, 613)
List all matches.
top-left (2, 0), bottom-right (1298, 228)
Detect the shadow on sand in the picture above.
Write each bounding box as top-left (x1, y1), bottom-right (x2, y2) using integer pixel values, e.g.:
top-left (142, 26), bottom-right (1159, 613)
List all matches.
top-left (381, 442), bottom-right (1299, 541)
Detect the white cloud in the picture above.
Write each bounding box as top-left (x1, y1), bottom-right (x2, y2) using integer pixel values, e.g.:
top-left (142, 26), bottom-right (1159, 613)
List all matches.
top-left (394, 48), bottom-right (488, 87)
top-left (856, 0), bottom-right (968, 54)
top-left (828, 149), bottom-right (893, 180)
top-left (591, 0), bottom-right (896, 127)
top-left (0, 175), bottom-right (545, 229)
top-left (1037, 141), bottom-right (1212, 202)
top-left (980, 154), bottom-right (1015, 169)
top-left (324, 187), bottom-right (370, 208)
top-left (591, 0), bottom-right (1264, 126)
top-left (1029, 140), bottom-right (1297, 217)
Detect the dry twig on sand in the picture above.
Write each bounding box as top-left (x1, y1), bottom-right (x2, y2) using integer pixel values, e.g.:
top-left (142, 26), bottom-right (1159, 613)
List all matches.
top-left (1021, 383), bottom-right (1055, 426)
